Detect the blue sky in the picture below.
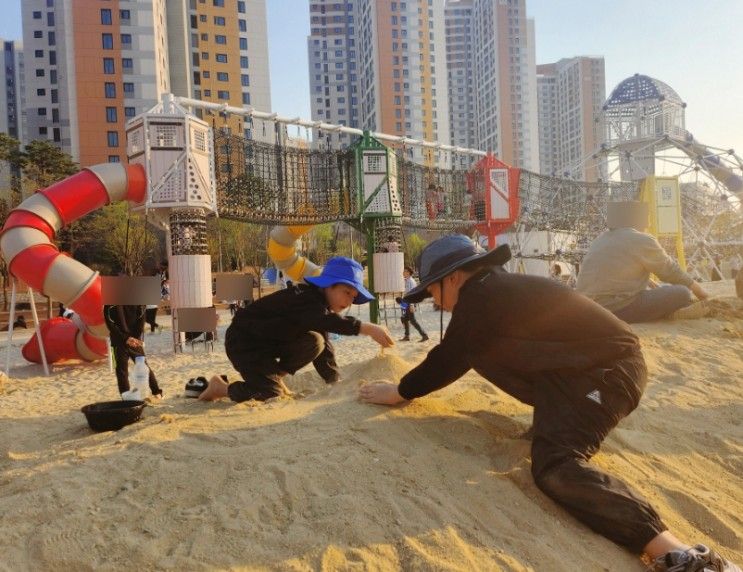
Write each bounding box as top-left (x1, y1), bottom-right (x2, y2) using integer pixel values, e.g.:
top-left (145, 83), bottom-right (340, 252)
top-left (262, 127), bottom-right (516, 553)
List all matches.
top-left (2, 0), bottom-right (742, 156)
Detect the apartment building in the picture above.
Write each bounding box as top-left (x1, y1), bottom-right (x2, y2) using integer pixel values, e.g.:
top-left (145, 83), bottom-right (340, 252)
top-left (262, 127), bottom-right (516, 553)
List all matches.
top-left (307, 0), bottom-right (360, 149)
top-left (444, 0), bottom-right (476, 166)
top-left (537, 56), bottom-right (605, 181)
top-left (167, 0), bottom-right (271, 142)
top-left (355, 0), bottom-right (450, 164)
top-left (1, 39), bottom-right (25, 201)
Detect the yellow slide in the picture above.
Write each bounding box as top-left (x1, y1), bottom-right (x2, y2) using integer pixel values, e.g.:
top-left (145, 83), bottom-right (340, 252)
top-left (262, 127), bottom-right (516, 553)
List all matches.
top-left (266, 225), bottom-right (322, 282)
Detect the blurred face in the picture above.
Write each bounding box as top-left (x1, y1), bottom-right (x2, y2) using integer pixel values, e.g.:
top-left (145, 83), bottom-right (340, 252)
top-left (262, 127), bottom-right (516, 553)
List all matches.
top-left (426, 271), bottom-right (469, 312)
top-left (403, 269), bottom-right (412, 279)
top-left (325, 283), bottom-right (358, 313)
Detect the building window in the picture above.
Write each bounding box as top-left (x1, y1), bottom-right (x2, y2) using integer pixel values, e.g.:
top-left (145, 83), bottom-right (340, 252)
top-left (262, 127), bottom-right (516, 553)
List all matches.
top-left (119, 9), bottom-right (130, 21)
top-left (103, 58), bottom-right (115, 74)
top-left (215, 53), bottom-right (227, 63)
top-left (239, 37), bottom-right (247, 50)
top-left (102, 33), bottom-right (114, 49)
top-left (217, 72), bottom-right (228, 81)
top-left (100, 9), bottom-right (112, 25)
top-left (39, 127), bottom-right (48, 135)
top-left (34, 31), bottom-right (43, 38)
top-left (51, 89), bottom-right (58, 103)
top-left (240, 74), bottom-right (249, 86)
top-left (50, 70), bottom-right (57, 84)
top-left (203, 89), bottom-right (211, 97)
top-left (123, 82), bottom-right (134, 94)
top-left (107, 131), bottom-right (119, 147)
top-left (214, 16), bottom-right (225, 25)
top-left (121, 34), bottom-right (132, 46)
top-left (200, 33), bottom-right (208, 41)
top-left (35, 69), bottom-right (45, 77)
top-left (33, 11), bottom-right (42, 19)
top-left (108, 155), bottom-right (120, 163)
top-left (201, 51), bottom-right (209, 60)
top-left (105, 82), bottom-right (116, 98)
top-left (238, 19), bottom-right (246, 32)
top-left (238, 1), bottom-right (245, 13)
top-left (215, 35), bottom-right (227, 44)
top-left (36, 88), bottom-right (46, 96)
top-left (213, 0), bottom-right (224, 6)
top-left (47, 12), bottom-right (55, 26)
top-left (122, 58), bottom-right (133, 71)
top-left (47, 31), bottom-right (56, 45)
top-left (35, 49), bottom-right (44, 58)
top-left (240, 56), bottom-right (248, 68)
top-left (37, 107), bottom-right (47, 116)
top-left (124, 106), bottom-right (136, 118)
top-left (217, 90), bottom-right (229, 100)
top-left (49, 51), bottom-right (56, 65)
top-left (106, 107), bottom-right (117, 122)
top-left (242, 92), bottom-right (250, 105)
top-left (52, 127), bottom-right (60, 142)
top-left (201, 71), bottom-right (209, 79)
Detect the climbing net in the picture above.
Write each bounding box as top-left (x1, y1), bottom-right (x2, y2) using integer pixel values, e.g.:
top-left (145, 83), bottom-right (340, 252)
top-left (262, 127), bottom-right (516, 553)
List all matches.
top-left (211, 129), bottom-right (741, 277)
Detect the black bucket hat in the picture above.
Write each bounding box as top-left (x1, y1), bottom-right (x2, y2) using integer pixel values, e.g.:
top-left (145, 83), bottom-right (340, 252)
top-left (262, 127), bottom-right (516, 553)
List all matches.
top-left (403, 235), bottom-right (511, 303)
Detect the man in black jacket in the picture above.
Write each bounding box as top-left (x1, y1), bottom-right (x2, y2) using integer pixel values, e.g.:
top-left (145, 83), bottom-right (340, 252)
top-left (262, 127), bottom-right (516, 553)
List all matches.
top-left (359, 234), bottom-right (739, 572)
top-left (199, 257), bottom-right (394, 402)
top-left (104, 304), bottom-right (162, 398)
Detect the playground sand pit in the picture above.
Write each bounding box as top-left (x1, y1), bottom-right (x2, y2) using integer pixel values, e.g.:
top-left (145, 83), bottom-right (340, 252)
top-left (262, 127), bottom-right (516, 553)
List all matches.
top-left (0, 280), bottom-right (741, 571)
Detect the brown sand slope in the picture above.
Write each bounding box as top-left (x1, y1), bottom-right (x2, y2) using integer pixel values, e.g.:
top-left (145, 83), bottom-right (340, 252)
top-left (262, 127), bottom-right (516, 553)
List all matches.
top-left (0, 294), bottom-right (741, 571)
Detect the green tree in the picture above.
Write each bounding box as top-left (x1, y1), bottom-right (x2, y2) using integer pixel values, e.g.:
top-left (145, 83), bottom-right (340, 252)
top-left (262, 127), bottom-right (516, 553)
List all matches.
top-left (83, 202), bottom-right (162, 276)
top-left (19, 140), bottom-right (79, 192)
top-left (404, 232), bottom-right (428, 271)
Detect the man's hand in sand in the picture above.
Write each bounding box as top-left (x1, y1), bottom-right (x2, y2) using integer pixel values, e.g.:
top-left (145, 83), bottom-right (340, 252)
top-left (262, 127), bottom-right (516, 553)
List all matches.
top-left (359, 382), bottom-right (407, 405)
top-left (198, 374), bottom-right (229, 401)
top-left (690, 282), bottom-right (709, 300)
top-left (359, 323), bottom-right (394, 348)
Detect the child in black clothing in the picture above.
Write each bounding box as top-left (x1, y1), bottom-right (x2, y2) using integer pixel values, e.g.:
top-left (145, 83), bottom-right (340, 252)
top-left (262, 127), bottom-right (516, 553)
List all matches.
top-left (104, 304), bottom-right (163, 399)
top-left (198, 257), bottom-right (393, 402)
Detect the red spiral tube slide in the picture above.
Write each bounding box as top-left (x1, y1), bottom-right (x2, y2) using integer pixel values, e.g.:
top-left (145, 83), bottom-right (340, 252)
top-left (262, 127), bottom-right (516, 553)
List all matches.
top-left (0, 163), bottom-right (147, 363)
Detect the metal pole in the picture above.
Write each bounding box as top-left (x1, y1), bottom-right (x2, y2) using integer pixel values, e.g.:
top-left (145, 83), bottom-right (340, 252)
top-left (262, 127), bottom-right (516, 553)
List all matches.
top-left (5, 279), bottom-right (17, 375)
top-left (28, 287), bottom-right (50, 376)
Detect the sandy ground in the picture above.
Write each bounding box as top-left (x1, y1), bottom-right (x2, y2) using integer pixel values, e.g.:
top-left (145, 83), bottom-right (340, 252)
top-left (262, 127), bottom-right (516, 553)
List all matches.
top-left (0, 280), bottom-right (741, 571)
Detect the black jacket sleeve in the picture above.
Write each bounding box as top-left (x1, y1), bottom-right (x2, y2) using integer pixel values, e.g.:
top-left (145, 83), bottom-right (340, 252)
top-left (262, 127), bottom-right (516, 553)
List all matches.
top-left (397, 308), bottom-right (471, 400)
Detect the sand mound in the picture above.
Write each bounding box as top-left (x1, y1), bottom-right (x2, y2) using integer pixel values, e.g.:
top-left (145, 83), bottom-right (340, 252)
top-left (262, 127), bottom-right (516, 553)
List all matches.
top-left (0, 285), bottom-right (741, 570)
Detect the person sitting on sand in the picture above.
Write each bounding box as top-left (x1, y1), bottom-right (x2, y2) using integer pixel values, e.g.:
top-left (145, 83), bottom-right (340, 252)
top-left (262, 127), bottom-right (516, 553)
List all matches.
top-left (576, 201), bottom-right (708, 323)
top-left (198, 257), bottom-right (394, 402)
top-left (359, 234), bottom-right (740, 572)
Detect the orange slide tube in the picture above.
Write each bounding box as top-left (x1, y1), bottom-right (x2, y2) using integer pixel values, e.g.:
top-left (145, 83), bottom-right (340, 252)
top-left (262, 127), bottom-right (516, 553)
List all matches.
top-left (0, 163), bottom-right (147, 363)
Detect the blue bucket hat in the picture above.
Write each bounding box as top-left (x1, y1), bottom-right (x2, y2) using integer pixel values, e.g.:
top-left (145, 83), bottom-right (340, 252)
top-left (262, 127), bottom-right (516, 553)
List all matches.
top-left (305, 256), bottom-right (374, 304)
top-left (403, 235), bottom-right (511, 303)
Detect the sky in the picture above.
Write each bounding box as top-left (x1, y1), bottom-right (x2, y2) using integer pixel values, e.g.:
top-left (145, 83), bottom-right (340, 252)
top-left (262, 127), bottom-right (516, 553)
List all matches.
top-left (1, 0), bottom-right (742, 157)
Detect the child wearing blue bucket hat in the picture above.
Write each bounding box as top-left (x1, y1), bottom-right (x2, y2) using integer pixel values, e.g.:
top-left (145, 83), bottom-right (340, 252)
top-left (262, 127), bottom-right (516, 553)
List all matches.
top-left (359, 234), bottom-right (740, 572)
top-left (197, 257), bottom-right (394, 402)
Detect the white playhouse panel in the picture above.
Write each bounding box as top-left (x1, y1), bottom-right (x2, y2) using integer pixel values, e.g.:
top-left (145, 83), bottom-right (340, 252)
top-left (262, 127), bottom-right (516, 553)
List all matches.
top-left (169, 254), bottom-right (212, 308)
top-left (373, 252), bottom-right (405, 293)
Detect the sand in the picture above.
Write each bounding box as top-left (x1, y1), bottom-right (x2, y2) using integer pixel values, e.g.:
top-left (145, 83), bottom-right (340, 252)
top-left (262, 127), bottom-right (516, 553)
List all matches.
top-left (0, 281), bottom-right (741, 571)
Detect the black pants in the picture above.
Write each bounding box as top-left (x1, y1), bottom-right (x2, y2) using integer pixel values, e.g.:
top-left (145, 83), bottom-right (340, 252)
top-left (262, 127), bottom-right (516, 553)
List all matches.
top-left (112, 342), bottom-right (161, 396)
top-left (401, 309), bottom-right (427, 338)
top-left (145, 308), bottom-right (159, 332)
top-left (473, 351), bottom-right (667, 553)
top-left (225, 331), bottom-right (325, 403)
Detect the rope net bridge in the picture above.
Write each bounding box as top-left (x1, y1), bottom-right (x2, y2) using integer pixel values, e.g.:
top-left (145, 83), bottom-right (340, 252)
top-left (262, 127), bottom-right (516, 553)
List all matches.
top-left (212, 130), bottom-right (647, 265)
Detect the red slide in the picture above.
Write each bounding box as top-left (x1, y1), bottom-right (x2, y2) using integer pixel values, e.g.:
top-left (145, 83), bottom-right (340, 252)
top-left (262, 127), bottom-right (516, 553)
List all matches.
top-left (0, 163), bottom-right (147, 363)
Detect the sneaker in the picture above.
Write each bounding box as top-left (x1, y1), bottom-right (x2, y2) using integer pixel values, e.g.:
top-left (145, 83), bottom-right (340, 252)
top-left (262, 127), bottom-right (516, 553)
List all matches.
top-left (399, 336), bottom-right (410, 341)
top-left (419, 335), bottom-right (429, 342)
top-left (184, 376), bottom-right (208, 398)
top-left (649, 544), bottom-right (741, 572)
